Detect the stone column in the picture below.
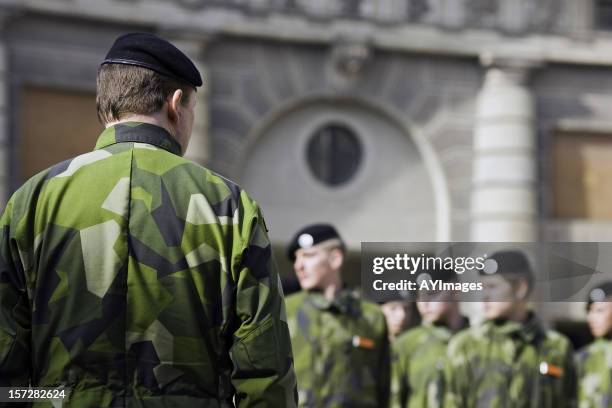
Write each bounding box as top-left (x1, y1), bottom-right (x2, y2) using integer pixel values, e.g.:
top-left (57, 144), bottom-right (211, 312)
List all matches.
top-left (162, 31), bottom-right (211, 166)
top-left (471, 56), bottom-right (539, 242)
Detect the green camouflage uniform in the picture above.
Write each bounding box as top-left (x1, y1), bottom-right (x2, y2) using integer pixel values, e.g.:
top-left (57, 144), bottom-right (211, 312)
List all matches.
top-left (0, 122), bottom-right (297, 407)
top-left (576, 338), bottom-right (612, 408)
top-left (445, 313), bottom-right (576, 408)
top-left (391, 318), bottom-right (468, 408)
top-left (285, 289), bottom-right (390, 407)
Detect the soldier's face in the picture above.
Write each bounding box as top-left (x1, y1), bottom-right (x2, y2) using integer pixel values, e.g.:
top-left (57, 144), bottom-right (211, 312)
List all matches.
top-left (381, 301), bottom-right (410, 336)
top-left (587, 301), bottom-right (612, 338)
top-left (293, 246), bottom-right (339, 291)
top-left (417, 292), bottom-right (454, 324)
top-left (481, 275), bottom-right (515, 320)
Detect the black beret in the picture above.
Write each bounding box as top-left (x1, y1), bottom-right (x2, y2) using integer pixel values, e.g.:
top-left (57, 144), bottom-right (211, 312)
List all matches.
top-left (287, 223), bottom-right (345, 261)
top-left (587, 281), bottom-right (612, 307)
top-left (102, 32), bottom-right (203, 88)
top-left (479, 250), bottom-right (534, 287)
top-left (375, 287), bottom-right (414, 304)
top-left (415, 263), bottom-right (458, 285)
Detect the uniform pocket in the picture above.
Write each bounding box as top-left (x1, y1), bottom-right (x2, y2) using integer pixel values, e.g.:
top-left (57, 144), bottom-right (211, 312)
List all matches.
top-left (233, 317), bottom-right (281, 371)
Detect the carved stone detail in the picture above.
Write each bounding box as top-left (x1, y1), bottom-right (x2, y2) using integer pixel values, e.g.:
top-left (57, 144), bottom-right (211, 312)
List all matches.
top-left (326, 41), bottom-right (372, 88)
top-left (161, 0), bottom-right (567, 33)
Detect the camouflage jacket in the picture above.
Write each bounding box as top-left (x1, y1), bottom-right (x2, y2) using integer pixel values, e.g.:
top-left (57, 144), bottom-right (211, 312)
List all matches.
top-left (576, 338), bottom-right (612, 408)
top-left (0, 122), bottom-right (297, 407)
top-left (285, 289), bottom-right (390, 408)
top-left (391, 318), bottom-right (468, 408)
top-left (445, 313), bottom-right (576, 408)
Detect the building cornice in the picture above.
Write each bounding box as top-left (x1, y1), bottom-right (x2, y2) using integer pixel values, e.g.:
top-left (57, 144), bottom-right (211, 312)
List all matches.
top-left (4, 0), bottom-right (612, 66)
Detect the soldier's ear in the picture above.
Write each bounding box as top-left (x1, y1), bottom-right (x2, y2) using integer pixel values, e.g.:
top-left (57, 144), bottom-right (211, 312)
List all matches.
top-left (514, 278), bottom-right (530, 300)
top-left (167, 89), bottom-right (183, 123)
top-left (328, 248), bottom-right (344, 271)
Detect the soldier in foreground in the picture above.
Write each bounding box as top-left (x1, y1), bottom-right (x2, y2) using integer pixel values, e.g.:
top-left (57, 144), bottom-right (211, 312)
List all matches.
top-left (0, 33), bottom-right (297, 406)
top-left (444, 250), bottom-right (576, 408)
top-left (576, 282), bottom-right (612, 407)
top-left (284, 223), bottom-right (390, 407)
top-left (391, 266), bottom-right (469, 408)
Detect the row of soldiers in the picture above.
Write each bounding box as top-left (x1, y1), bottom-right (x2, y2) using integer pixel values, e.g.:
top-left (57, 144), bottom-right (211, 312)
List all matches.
top-left (284, 223), bottom-right (612, 408)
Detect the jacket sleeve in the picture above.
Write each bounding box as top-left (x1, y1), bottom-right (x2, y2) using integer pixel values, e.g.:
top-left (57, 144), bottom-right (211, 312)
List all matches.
top-left (443, 336), bottom-right (468, 408)
top-left (378, 322), bottom-right (391, 408)
top-left (390, 343), bottom-right (408, 408)
top-left (0, 198), bottom-right (31, 386)
top-left (228, 195), bottom-right (298, 407)
top-left (561, 341), bottom-right (577, 408)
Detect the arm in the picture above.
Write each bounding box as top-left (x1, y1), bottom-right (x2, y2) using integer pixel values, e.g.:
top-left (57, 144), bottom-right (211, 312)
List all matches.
top-left (0, 199), bottom-right (31, 386)
top-left (390, 342), bottom-right (409, 408)
top-left (228, 196), bottom-right (297, 407)
top-left (378, 324), bottom-right (391, 408)
top-left (574, 348), bottom-right (589, 408)
top-left (561, 342), bottom-right (578, 408)
top-left (443, 337), bottom-right (468, 408)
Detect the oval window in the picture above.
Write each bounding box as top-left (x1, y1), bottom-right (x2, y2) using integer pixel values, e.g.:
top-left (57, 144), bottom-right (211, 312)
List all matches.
top-left (306, 123), bottom-right (362, 186)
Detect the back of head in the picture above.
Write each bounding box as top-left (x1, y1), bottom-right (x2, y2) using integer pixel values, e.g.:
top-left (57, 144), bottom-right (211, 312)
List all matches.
top-left (96, 32), bottom-right (202, 125)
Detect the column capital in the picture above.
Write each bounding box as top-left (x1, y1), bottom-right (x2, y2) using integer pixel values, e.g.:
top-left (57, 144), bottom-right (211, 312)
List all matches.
top-left (479, 52), bottom-right (544, 85)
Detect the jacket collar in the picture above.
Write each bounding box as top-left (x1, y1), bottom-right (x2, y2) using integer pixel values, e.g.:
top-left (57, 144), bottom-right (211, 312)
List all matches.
top-left (95, 122), bottom-right (183, 156)
top-left (305, 288), bottom-right (359, 315)
top-left (423, 316), bottom-right (470, 338)
top-left (485, 311), bottom-right (545, 344)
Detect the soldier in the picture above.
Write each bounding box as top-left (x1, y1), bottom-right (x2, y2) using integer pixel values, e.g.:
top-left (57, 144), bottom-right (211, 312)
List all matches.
top-left (576, 282), bottom-right (612, 408)
top-left (391, 266), bottom-right (469, 408)
top-left (284, 223), bottom-right (390, 407)
top-left (444, 250), bottom-right (576, 408)
top-left (380, 297), bottom-right (417, 342)
top-left (0, 33), bottom-right (297, 406)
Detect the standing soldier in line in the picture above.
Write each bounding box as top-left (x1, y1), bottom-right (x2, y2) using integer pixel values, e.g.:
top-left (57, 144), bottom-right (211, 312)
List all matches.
top-left (444, 250), bottom-right (576, 408)
top-left (380, 293), bottom-right (418, 342)
top-left (391, 266), bottom-right (469, 408)
top-left (576, 282), bottom-right (612, 408)
top-left (0, 33), bottom-right (297, 406)
top-left (284, 223), bottom-right (390, 407)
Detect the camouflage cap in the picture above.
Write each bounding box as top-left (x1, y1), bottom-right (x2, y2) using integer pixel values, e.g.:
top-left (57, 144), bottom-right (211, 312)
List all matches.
top-left (286, 223), bottom-right (345, 261)
top-left (586, 281), bottom-right (612, 307)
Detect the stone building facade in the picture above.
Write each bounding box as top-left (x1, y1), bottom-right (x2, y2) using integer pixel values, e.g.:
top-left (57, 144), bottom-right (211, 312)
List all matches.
top-left (2, 0), bottom-right (612, 324)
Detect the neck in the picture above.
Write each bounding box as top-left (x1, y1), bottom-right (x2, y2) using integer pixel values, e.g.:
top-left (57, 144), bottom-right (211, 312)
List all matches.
top-left (106, 114), bottom-right (184, 153)
top-left (445, 305), bottom-right (466, 332)
top-left (508, 302), bottom-right (530, 323)
top-left (322, 274), bottom-right (343, 301)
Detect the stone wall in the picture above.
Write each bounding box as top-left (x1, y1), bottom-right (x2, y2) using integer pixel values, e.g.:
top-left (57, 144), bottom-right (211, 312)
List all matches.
top-left (205, 39), bottom-right (480, 240)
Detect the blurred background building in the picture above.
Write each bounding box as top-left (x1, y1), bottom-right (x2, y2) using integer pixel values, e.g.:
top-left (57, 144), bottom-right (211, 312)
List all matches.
top-left (1, 0), bottom-right (612, 340)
